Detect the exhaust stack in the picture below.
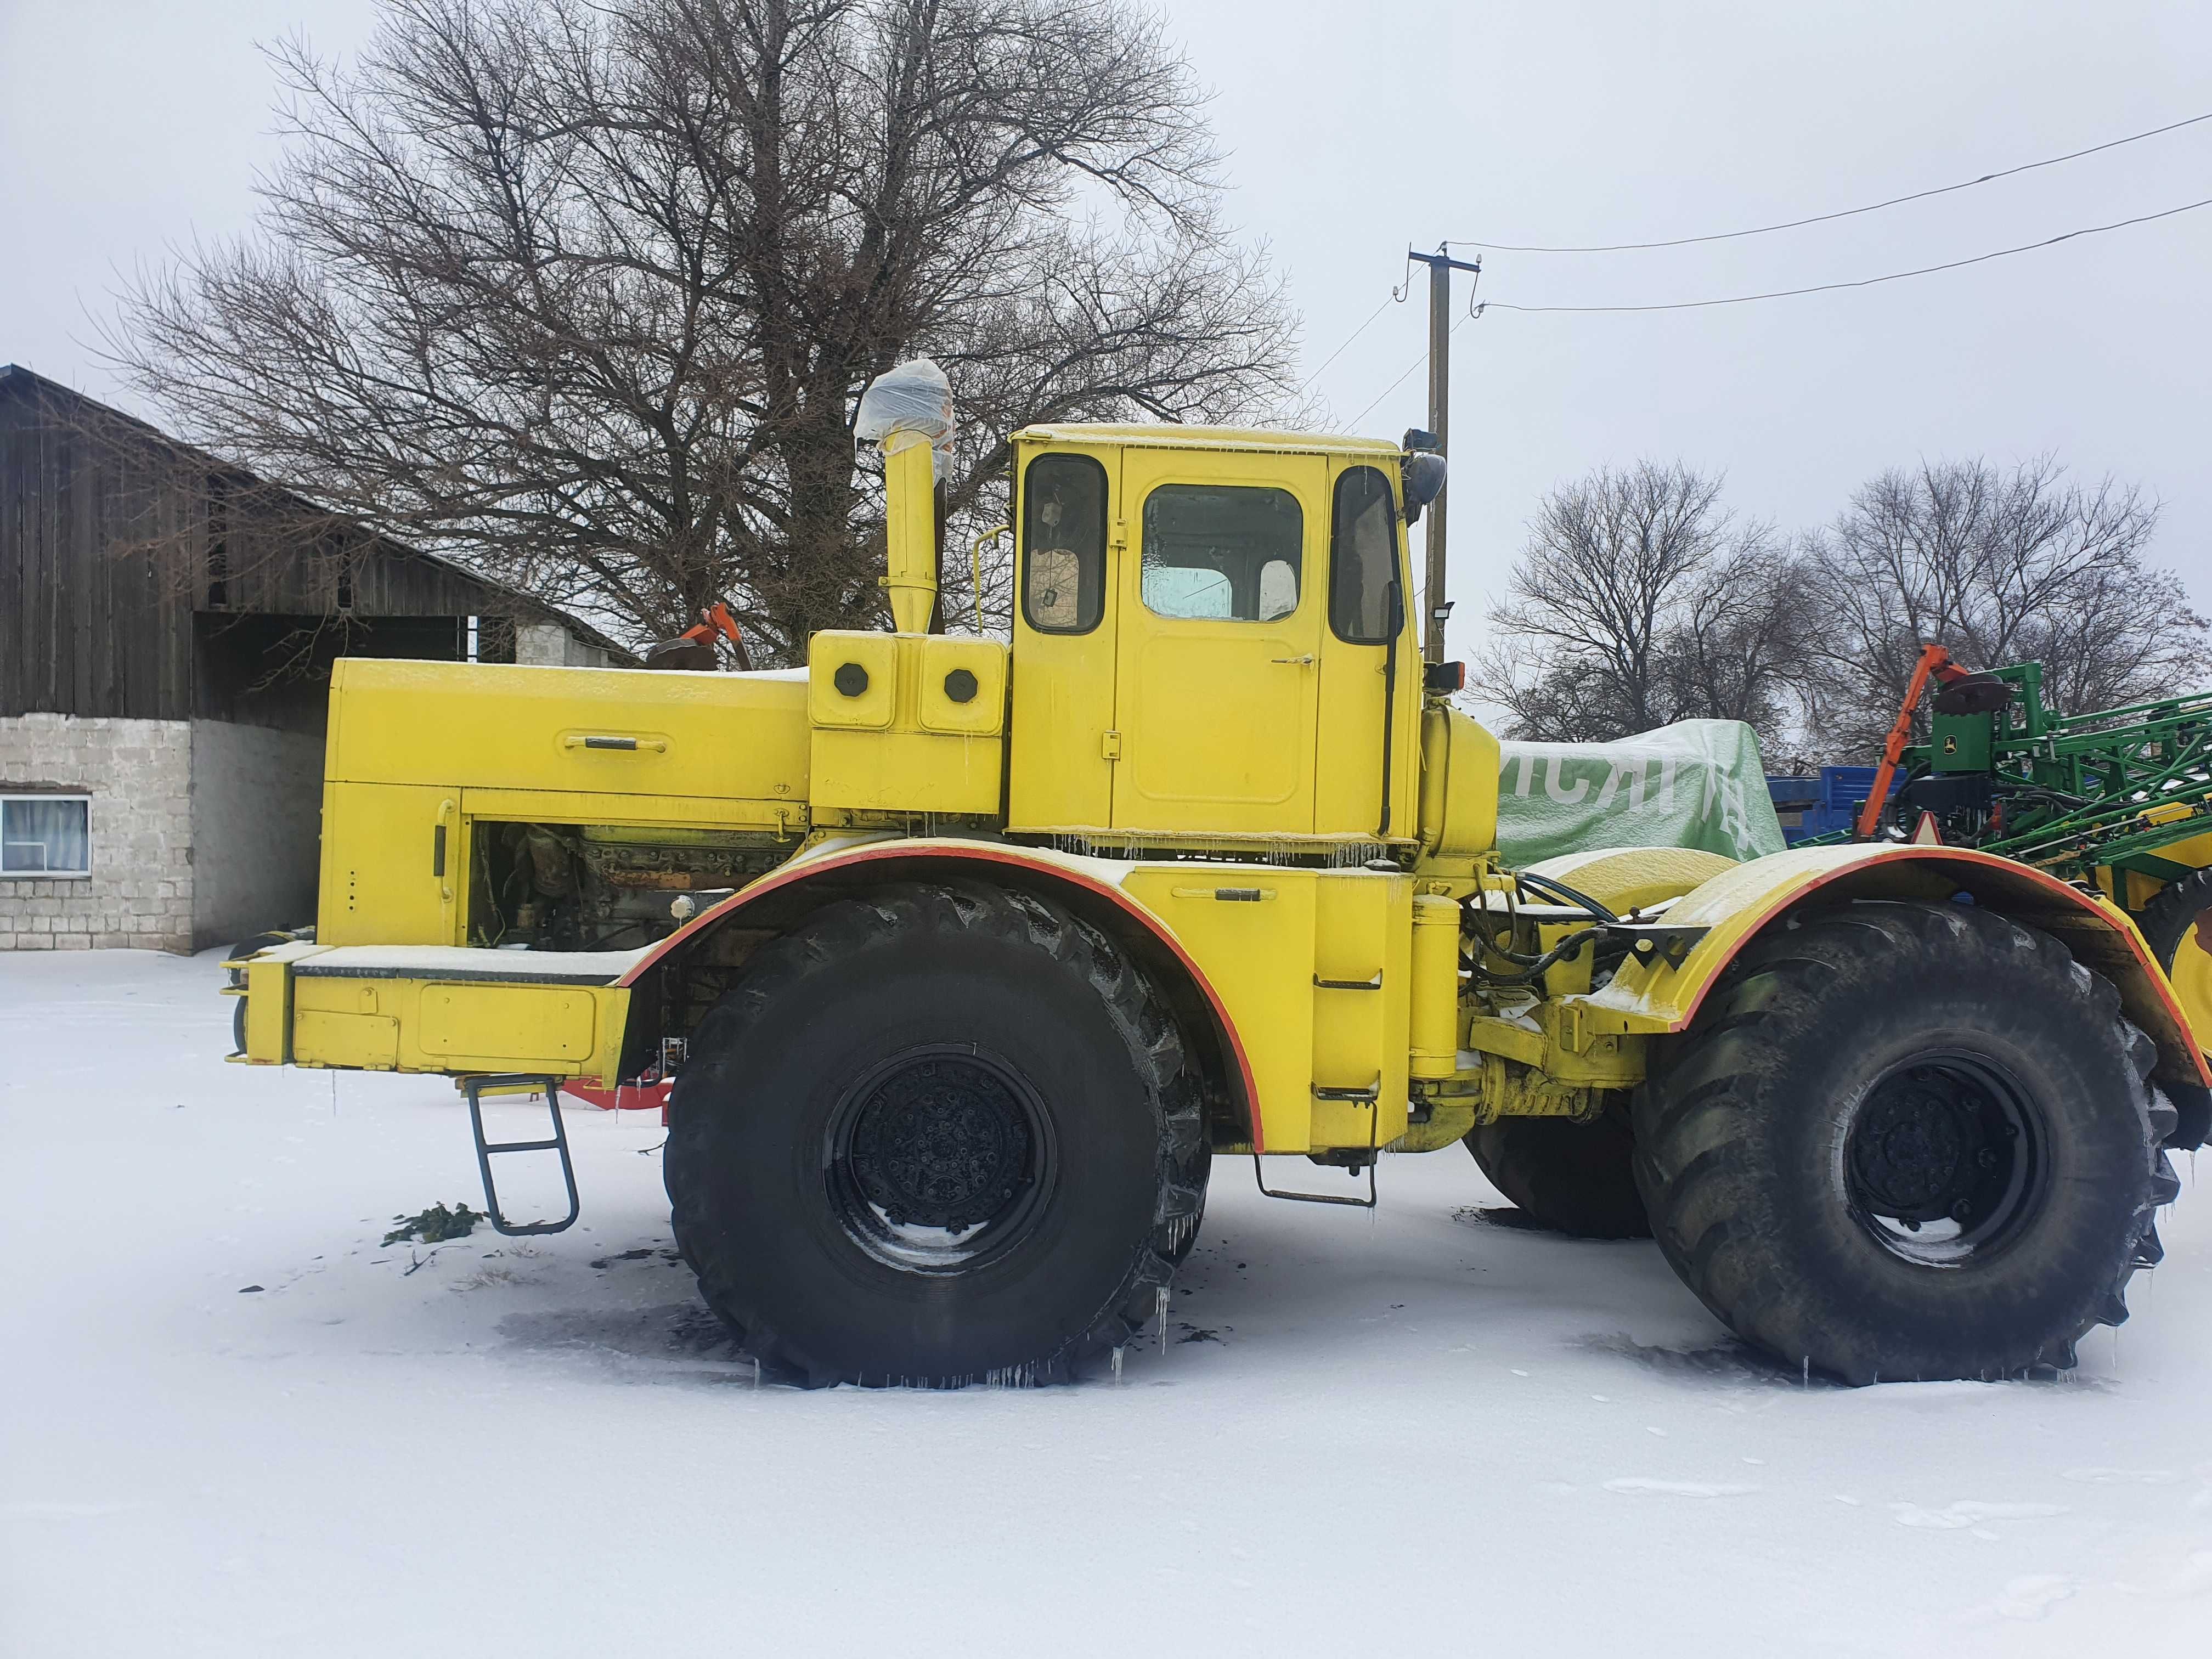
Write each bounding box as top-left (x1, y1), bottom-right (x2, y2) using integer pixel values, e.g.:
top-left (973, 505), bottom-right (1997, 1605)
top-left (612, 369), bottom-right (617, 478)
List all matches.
top-left (855, 358), bottom-right (955, 634)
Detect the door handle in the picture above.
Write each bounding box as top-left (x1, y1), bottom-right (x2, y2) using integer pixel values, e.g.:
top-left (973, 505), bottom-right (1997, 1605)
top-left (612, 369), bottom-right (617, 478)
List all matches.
top-left (1271, 654), bottom-right (1316, 665)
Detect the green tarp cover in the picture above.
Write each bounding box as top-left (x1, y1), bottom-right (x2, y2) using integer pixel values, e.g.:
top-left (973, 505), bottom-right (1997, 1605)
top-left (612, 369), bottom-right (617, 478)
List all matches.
top-left (1495, 719), bottom-right (1788, 867)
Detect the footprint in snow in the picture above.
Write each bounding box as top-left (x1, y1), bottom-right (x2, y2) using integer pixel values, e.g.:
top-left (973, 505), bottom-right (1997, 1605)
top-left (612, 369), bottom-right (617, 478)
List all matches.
top-left (1890, 1500), bottom-right (2067, 1529)
top-left (1602, 1477), bottom-right (1759, 1498)
top-left (1986, 1575), bottom-right (2076, 1621)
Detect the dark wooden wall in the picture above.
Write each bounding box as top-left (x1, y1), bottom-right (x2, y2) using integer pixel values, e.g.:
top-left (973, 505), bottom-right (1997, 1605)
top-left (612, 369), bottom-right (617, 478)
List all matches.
top-left (1, 375), bottom-right (191, 719)
top-left (1, 367), bottom-right (560, 725)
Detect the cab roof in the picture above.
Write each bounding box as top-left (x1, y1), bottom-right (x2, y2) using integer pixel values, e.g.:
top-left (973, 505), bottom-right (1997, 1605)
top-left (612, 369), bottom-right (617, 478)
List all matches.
top-left (1013, 422), bottom-right (1402, 458)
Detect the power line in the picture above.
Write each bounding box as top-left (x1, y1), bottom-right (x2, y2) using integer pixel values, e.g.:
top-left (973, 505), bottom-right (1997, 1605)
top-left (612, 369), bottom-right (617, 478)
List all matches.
top-left (1347, 307), bottom-right (1479, 427)
top-left (1340, 192), bottom-right (2210, 420)
top-left (1483, 194), bottom-right (2212, 313)
top-left (1453, 109), bottom-right (2212, 253)
top-left (1295, 292), bottom-right (1398, 394)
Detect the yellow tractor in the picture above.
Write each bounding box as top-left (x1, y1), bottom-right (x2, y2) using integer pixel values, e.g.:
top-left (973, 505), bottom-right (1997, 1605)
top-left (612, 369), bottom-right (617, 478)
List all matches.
top-left (229, 363), bottom-right (2207, 1387)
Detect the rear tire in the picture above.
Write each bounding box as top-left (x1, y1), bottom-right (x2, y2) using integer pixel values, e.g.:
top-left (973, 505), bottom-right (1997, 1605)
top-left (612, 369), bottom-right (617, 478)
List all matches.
top-left (1464, 1099), bottom-right (1649, 1238)
top-left (665, 882), bottom-right (1205, 1386)
top-left (1633, 900), bottom-right (2172, 1384)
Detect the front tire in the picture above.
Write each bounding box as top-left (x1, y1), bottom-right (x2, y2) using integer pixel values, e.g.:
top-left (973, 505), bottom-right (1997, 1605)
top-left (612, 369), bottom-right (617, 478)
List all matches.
top-left (1633, 900), bottom-right (2173, 1384)
top-left (665, 882), bottom-right (1206, 1386)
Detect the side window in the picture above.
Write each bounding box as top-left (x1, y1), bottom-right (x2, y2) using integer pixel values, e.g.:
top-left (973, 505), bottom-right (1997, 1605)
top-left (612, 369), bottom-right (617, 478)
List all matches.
top-left (1329, 465), bottom-right (1400, 644)
top-left (1140, 484), bottom-right (1303, 622)
top-left (1021, 453), bottom-right (1109, 634)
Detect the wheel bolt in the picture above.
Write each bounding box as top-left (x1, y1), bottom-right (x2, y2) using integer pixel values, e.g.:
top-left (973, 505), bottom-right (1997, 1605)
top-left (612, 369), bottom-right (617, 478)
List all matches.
top-left (1951, 1199), bottom-right (1974, 1223)
top-left (1978, 1149), bottom-right (1999, 1170)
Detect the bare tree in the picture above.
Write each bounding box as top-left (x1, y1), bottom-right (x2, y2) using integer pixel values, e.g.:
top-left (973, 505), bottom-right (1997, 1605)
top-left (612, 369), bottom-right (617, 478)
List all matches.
top-left (1799, 458), bottom-right (2205, 754)
top-left (102, 0), bottom-right (1300, 661)
top-left (1470, 460), bottom-right (1809, 752)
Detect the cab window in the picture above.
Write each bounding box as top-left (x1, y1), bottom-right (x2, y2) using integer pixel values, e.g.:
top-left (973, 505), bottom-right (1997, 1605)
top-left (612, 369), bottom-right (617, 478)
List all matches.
top-left (1140, 484), bottom-right (1302, 622)
top-left (1022, 453), bottom-right (1109, 634)
top-left (1329, 466), bottom-right (1400, 644)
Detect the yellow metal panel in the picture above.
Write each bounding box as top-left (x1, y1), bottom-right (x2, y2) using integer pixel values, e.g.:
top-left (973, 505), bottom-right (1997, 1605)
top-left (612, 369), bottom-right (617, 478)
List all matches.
top-left (287, 972), bottom-right (630, 1081)
top-left (419, 984), bottom-right (597, 1058)
top-left (1524, 845), bottom-right (1740, 914)
top-left (810, 729), bottom-right (1002, 814)
top-left (916, 636), bottom-right (1008, 736)
top-left (1112, 447), bottom-right (1324, 836)
top-left (324, 658), bottom-right (809, 801)
top-left (319, 781), bottom-right (456, 946)
top-left (242, 956), bottom-right (295, 1063)
top-left (1307, 872), bottom-right (1412, 1148)
top-left (292, 979), bottom-right (404, 1070)
top-left (1007, 440), bottom-right (1121, 833)
top-left (396, 979), bottom-right (630, 1080)
top-left (1122, 867), bottom-right (1319, 1152)
top-left (809, 634), bottom-right (1007, 814)
top-left (2140, 829), bottom-right (2212, 872)
top-left (809, 632), bottom-right (900, 729)
top-left (1585, 847), bottom-right (1936, 1032)
top-left (1415, 705), bottom-right (1502, 861)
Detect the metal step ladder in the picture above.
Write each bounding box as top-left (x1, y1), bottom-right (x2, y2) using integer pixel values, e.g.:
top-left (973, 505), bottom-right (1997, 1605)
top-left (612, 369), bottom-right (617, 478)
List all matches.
top-left (462, 1074), bottom-right (582, 1236)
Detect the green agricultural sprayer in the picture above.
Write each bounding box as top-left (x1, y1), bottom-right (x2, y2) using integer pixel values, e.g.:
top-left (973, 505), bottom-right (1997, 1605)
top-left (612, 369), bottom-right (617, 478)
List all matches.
top-left (1817, 643), bottom-right (2212, 1146)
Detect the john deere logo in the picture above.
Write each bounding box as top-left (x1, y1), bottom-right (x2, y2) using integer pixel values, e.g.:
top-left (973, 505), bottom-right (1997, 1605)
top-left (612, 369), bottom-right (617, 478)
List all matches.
top-left (1942, 735), bottom-right (1958, 755)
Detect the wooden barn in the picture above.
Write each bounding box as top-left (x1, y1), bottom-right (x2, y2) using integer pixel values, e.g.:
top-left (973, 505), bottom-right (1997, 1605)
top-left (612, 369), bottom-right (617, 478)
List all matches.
top-left (0, 364), bottom-right (630, 952)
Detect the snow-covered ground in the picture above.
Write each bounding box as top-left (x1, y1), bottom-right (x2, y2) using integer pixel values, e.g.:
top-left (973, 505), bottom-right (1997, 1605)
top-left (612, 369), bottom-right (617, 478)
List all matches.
top-left (3, 950), bottom-right (2208, 1657)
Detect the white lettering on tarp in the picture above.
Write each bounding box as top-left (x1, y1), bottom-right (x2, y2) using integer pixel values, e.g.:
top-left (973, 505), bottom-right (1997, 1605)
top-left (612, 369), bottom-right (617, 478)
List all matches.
top-left (1594, 752), bottom-right (1651, 811)
top-left (1544, 756), bottom-right (1590, 804)
top-left (1496, 723), bottom-right (1779, 861)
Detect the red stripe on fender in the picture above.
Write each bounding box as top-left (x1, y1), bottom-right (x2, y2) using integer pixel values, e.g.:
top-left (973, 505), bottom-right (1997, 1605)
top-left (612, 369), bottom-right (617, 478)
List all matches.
top-left (617, 842), bottom-right (1267, 1150)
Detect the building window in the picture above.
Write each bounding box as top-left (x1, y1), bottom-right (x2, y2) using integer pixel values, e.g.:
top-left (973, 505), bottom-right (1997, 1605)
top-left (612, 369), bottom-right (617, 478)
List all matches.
top-left (1, 795), bottom-right (92, 878)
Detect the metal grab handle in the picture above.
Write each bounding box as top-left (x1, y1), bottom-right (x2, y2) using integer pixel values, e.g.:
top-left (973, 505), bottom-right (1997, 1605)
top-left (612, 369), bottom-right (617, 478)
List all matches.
top-left (562, 735), bottom-right (668, 753)
top-left (1271, 654), bottom-right (1316, 665)
top-left (969, 523), bottom-right (1010, 630)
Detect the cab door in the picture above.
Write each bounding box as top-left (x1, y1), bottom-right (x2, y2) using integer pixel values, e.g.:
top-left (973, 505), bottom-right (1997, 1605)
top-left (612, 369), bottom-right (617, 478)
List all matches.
top-left (1112, 448), bottom-right (1325, 837)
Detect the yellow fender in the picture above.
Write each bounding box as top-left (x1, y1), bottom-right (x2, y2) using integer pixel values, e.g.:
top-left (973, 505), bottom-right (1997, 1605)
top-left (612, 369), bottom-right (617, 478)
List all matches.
top-left (617, 836), bottom-right (1267, 1146)
top-left (1584, 844), bottom-right (2212, 1092)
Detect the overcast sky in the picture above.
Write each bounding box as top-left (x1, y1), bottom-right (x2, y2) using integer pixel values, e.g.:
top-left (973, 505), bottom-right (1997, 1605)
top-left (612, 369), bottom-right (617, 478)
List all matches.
top-left (4, 0), bottom-right (2207, 667)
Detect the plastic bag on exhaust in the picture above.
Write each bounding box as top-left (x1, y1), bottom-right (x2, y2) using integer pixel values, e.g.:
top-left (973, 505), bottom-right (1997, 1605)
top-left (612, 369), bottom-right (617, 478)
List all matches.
top-left (855, 357), bottom-right (955, 478)
top-left (1496, 719), bottom-right (1787, 866)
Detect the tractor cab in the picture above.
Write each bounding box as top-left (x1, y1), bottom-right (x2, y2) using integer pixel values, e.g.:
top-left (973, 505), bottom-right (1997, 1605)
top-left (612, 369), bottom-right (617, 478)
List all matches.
top-left (1001, 425), bottom-right (1430, 853)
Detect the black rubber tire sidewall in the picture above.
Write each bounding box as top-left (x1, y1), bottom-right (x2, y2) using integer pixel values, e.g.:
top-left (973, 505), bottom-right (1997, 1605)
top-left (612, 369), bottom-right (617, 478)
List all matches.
top-left (1635, 902), bottom-right (2153, 1382)
top-left (669, 900), bottom-right (1167, 1384)
top-left (1465, 1099), bottom-right (1649, 1238)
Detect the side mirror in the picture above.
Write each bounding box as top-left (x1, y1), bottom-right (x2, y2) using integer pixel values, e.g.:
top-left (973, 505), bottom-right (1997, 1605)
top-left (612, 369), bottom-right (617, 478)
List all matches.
top-left (1401, 452), bottom-right (1447, 523)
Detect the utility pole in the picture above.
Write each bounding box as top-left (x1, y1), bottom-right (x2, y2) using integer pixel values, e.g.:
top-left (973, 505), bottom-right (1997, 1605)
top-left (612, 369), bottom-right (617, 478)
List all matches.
top-left (1406, 245), bottom-right (1481, 664)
